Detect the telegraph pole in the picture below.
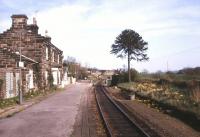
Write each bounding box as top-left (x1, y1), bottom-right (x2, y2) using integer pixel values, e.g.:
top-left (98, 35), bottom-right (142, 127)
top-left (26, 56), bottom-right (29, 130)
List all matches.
top-left (19, 32), bottom-right (23, 104)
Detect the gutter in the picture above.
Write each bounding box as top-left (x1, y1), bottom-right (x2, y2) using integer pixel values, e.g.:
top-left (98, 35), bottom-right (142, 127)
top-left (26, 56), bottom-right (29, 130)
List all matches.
top-left (15, 52), bottom-right (38, 64)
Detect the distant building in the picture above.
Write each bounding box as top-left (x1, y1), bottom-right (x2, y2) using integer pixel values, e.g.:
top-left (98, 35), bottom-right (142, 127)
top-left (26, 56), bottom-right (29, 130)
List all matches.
top-left (0, 14), bottom-right (63, 98)
top-left (102, 70), bottom-right (115, 86)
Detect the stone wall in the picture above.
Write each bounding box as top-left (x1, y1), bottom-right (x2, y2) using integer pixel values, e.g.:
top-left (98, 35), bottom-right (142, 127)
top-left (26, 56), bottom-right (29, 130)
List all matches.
top-left (0, 14), bottom-right (63, 93)
top-left (0, 48), bottom-right (16, 68)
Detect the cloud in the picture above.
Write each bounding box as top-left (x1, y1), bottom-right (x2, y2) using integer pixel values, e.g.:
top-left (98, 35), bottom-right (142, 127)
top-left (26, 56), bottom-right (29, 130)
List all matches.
top-left (0, 20), bottom-right (11, 32)
top-left (0, 0), bottom-right (200, 71)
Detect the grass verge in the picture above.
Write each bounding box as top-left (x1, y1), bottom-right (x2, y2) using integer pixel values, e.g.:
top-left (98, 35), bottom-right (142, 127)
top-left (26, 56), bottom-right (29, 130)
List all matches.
top-left (0, 86), bottom-right (64, 109)
top-left (117, 82), bottom-right (200, 131)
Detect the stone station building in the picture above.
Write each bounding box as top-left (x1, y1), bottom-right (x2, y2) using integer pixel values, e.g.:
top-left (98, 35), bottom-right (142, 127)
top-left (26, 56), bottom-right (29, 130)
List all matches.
top-left (0, 14), bottom-right (64, 99)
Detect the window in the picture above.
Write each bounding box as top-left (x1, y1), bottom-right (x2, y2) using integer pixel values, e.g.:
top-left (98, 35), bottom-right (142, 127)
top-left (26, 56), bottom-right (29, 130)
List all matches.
top-left (46, 47), bottom-right (48, 60)
top-left (58, 55), bottom-right (59, 64)
top-left (52, 49), bottom-right (54, 62)
top-left (6, 72), bottom-right (14, 98)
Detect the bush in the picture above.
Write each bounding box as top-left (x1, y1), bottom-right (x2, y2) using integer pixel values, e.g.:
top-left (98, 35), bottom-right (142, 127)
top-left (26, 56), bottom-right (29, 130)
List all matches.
top-left (0, 79), bottom-right (3, 91)
top-left (48, 72), bottom-right (54, 88)
top-left (173, 80), bottom-right (187, 89)
top-left (0, 97), bottom-right (18, 108)
top-left (189, 85), bottom-right (200, 102)
top-left (111, 69), bottom-right (138, 86)
top-left (111, 74), bottom-right (120, 86)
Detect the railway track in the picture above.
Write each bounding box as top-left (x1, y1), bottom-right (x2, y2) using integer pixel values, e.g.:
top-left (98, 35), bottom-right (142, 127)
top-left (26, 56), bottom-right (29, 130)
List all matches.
top-left (95, 85), bottom-right (151, 137)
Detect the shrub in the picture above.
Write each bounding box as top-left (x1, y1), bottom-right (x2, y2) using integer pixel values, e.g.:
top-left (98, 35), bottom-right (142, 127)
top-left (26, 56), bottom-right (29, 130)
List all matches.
top-left (0, 97), bottom-right (18, 108)
top-left (173, 80), bottom-right (187, 89)
top-left (48, 72), bottom-right (54, 88)
top-left (157, 78), bottom-right (170, 85)
top-left (111, 69), bottom-right (138, 86)
top-left (190, 86), bottom-right (200, 102)
top-left (0, 79), bottom-right (3, 91)
top-left (111, 74), bottom-right (120, 86)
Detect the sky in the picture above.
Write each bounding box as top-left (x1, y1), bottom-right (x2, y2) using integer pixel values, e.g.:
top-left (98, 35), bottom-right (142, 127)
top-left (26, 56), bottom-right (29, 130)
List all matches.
top-left (0, 0), bottom-right (200, 72)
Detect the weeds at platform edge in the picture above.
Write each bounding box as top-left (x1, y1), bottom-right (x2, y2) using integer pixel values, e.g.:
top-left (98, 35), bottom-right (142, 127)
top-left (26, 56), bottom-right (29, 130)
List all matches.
top-left (0, 86), bottom-right (64, 109)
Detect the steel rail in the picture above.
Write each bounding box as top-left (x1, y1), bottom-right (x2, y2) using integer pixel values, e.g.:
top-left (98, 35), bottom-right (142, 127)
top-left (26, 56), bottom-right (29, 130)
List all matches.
top-left (95, 86), bottom-right (113, 137)
top-left (95, 85), bottom-right (151, 137)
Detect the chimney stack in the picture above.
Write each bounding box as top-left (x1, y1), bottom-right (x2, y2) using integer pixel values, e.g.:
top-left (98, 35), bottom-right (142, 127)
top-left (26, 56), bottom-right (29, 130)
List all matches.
top-left (45, 30), bottom-right (48, 37)
top-left (33, 17), bottom-right (37, 25)
top-left (11, 14), bottom-right (28, 29)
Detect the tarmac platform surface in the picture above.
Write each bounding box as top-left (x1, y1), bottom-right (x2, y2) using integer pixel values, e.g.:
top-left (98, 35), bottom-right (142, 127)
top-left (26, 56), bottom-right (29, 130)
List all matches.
top-left (0, 83), bottom-right (91, 137)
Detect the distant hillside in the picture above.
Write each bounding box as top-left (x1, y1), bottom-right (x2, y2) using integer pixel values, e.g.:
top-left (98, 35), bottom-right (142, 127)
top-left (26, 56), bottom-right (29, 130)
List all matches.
top-left (178, 67), bottom-right (200, 75)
